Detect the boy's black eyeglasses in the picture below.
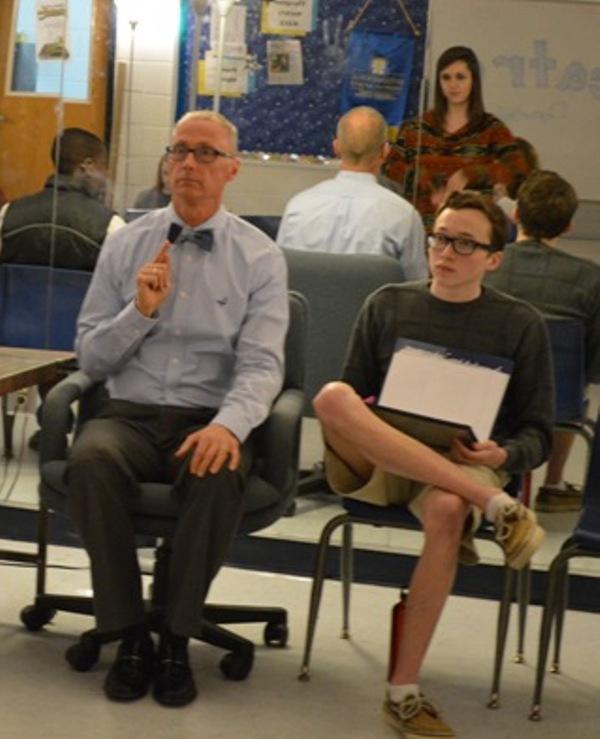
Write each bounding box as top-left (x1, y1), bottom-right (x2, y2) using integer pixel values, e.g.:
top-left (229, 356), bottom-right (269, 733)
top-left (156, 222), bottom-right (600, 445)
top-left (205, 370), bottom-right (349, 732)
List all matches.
top-left (165, 144), bottom-right (235, 164)
top-left (427, 232), bottom-right (494, 256)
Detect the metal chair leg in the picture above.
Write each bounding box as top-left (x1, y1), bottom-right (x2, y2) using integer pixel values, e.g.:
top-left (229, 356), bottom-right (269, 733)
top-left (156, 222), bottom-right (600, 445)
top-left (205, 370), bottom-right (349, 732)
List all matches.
top-left (298, 513), bottom-right (349, 681)
top-left (551, 559), bottom-right (570, 674)
top-left (514, 565), bottom-right (530, 663)
top-left (341, 522), bottom-right (353, 639)
top-left (529, 547), bottom-right (576, 721)
top-left (488, 564), bottom-right (516, 708)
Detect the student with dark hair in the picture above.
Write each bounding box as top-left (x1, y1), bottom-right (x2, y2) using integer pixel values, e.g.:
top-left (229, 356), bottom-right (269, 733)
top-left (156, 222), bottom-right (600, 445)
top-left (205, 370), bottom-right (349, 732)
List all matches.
top-left (0, 127), bottom-right (123, 270)
top-left (384, 46), bottom-right (529, 232)
top-left (487, 169), bottom-right (600, 513)
top-left (314, 190), bottom-right (551, 737)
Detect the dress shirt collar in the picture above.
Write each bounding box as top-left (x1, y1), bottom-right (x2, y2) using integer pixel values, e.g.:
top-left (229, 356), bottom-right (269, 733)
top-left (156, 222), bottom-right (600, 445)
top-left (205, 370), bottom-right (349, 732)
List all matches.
top-left (335, 170), bottom-right (378, 184)
top-left (165, 203), bottom-right (228, 233)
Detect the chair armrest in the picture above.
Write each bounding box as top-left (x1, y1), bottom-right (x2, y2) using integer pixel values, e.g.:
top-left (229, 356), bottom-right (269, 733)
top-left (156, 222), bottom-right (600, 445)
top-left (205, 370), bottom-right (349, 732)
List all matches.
top-left (260, 388), bottom-right (305, 493)
top-left (39, 370), bottom-right (96, 464)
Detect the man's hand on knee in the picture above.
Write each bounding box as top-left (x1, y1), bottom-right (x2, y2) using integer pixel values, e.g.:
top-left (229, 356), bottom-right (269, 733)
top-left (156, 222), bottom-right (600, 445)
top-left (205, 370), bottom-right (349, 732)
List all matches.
top-left (175, 424), bottom-right (240, 477)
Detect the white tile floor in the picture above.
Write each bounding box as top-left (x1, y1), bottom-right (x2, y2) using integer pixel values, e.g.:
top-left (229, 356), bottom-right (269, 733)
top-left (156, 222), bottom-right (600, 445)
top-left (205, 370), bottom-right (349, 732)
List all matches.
top-left (1, 545), bottom-right (599, 739)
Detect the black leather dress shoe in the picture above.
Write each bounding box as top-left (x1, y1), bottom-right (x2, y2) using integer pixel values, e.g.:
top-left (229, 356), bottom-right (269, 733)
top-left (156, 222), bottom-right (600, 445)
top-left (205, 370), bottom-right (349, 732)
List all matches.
top-left (104, 635), bottom-right (155, 701)
top-left (153, 641), bottom-right (197, 707)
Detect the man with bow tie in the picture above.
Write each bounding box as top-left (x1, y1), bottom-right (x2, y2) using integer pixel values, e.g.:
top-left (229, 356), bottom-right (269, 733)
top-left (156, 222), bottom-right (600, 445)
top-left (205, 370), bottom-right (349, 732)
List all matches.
top-left (66, 111), bottom-right (289, 707)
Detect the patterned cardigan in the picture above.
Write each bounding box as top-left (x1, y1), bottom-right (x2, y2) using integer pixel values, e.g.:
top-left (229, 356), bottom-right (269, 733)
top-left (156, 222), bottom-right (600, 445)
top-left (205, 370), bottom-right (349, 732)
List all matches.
top-left (383, 111), bottom-right (529, 231)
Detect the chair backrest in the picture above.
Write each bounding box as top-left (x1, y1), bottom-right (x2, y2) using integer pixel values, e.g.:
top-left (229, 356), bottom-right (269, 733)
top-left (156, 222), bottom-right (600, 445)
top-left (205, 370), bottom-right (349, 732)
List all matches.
top-left (0, 263), bottom-right (91, 350)
top-left (284, 290), bottom-right (308, 392)
top-left (283, 248), bottom-right (406, 413)
top-left (240, 215), bottom-right (282, 241)
top-left (544, 316), bottom-right (586, 422)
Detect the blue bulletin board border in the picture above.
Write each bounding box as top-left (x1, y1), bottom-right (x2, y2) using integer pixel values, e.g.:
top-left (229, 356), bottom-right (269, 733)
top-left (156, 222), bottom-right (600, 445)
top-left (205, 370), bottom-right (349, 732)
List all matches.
top-left (176, 0), bottom-right (429, 156)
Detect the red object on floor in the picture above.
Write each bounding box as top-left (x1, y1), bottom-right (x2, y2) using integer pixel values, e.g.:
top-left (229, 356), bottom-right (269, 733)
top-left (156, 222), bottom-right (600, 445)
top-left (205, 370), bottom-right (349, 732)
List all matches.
top-left (388, 589), bottom-right (408, 680)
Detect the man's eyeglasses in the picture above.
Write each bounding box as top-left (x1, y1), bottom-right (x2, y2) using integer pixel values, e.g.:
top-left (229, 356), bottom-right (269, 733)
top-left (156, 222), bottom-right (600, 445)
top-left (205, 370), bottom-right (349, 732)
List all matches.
top-left (427, 232), bottom-right (494, 256)
top-left (165, 144), bottom-right (235, 164)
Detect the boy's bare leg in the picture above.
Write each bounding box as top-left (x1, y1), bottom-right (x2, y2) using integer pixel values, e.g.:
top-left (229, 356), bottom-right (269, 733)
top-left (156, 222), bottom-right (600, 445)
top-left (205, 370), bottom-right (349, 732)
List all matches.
top-left (315, 382), bottom-right (501, 511)
top-left (390, 489), bottom-right (467, 684)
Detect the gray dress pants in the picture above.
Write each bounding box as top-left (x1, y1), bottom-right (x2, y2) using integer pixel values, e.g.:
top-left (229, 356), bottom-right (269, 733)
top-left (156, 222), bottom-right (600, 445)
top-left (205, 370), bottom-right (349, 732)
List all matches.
top-left (66, 399), bottom-right (250, 637)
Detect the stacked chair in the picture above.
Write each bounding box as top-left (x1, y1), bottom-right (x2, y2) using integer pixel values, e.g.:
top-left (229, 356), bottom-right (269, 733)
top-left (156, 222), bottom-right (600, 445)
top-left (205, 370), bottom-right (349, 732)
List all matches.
top-left (529, 409), bottom-right (600, 721)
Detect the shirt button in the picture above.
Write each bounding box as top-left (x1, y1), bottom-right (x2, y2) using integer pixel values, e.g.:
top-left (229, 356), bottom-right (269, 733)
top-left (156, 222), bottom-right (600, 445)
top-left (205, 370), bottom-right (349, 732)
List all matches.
top-left (179, 290), bottom-right (188, 299)
top-left (186, 255), bottom-right (193, 263)
top-left (171, 357), bottom-right (179, 364)
top-left (174, 329), bottom-right (181, 336)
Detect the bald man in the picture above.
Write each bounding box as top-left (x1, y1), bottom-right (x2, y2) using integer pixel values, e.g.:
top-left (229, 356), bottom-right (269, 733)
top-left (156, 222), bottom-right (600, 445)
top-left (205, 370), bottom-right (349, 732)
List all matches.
top-left (277, 106), bottom-right (427, 279)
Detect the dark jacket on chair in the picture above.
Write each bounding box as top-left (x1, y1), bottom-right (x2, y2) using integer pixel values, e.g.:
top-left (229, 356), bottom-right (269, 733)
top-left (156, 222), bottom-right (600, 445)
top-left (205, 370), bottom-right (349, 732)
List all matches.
top-left (0, 175), bottom-right (115, 271)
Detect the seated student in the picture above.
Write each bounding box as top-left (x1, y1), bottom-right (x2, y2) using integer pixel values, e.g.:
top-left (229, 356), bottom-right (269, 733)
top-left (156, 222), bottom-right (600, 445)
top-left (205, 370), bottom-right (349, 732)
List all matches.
top-left (314, 190), bottom-right (551, 738)
top-left (277, 106), bottom-right (427, 281)
top-left (133, 153), bottom-right (171, 209)
top-left (0, 127), bottom-right (123, 270)
top-left (493, 137), bottom-right (540, 242)
top-left (486, 169), bottom-right (600, 513)
top-left (66, 110), bottom-right (288, 707)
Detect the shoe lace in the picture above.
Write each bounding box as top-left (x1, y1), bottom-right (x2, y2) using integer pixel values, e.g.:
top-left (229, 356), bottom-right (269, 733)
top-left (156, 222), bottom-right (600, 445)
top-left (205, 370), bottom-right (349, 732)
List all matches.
top-left (495, 502), bottom-right (524, 542)
top-left (394, 693), bottom-right (439, 721)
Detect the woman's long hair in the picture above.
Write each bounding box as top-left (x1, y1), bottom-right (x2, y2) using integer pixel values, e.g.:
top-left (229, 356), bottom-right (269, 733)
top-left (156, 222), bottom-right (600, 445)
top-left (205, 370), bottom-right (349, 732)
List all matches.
top-left (433, 46), bottom-right (485, 129)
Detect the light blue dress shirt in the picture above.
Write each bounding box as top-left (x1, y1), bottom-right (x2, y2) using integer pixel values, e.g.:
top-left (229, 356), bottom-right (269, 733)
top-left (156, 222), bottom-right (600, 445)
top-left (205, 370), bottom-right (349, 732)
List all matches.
top-left (276, 171), bottom-right (427, 280)
top-left (75, 204), bottom-right (289, 443)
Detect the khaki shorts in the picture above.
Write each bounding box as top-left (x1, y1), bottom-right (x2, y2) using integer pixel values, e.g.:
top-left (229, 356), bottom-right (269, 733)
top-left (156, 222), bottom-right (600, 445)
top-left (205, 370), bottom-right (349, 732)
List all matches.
top-left (324, 445), bottom-right (510, 565)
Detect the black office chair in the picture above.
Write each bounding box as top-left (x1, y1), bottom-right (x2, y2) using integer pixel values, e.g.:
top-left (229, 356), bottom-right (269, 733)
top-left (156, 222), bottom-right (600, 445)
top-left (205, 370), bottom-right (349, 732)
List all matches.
top-left (0, 263), bottom-right (91, 457)
top-left (20, 291), bottom-right (308, 681)
top-left (529, 410), bottom-right (600, 721)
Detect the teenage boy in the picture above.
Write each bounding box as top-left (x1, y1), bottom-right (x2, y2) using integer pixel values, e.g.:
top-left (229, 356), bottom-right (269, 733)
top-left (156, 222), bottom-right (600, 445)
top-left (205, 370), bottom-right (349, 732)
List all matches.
top-left (487, 169), bottom-right (600, 512)
top-left (314, 190), bottom-right (553, 738)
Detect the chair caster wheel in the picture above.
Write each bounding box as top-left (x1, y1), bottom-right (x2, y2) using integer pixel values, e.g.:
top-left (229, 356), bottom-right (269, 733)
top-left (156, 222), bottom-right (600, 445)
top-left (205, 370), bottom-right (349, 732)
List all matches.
top-left (20, 604), bottom-right (56, 631)
top-left (264, 621), bottom-right (288, 647)
top-left (220, 646), bottom-right (254, 680)
top-left (65, 635), bottom-right (101, 672)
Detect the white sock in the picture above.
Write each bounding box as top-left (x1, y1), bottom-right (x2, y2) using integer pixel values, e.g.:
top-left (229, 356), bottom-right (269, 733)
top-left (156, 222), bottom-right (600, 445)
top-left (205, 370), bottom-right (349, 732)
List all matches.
top-left (484, 492), bottom-right (515, 523)
top-left (387, 683), bottom-right (419, 703)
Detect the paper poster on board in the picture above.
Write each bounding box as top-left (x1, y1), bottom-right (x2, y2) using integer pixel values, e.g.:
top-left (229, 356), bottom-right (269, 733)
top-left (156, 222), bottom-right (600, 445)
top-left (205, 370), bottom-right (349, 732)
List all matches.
top-left (261, 0), bottom-right (318, 37)
top-left (341, 32), bottom-right (416, 125)
top-left (267, 39), bottom-right (304, 85)
top-left (36, 0), bottom-right (69, 60)
top-left (210, 4), bottom-right (247, 57)
top-left (198, 52), bottom-right (248, 97)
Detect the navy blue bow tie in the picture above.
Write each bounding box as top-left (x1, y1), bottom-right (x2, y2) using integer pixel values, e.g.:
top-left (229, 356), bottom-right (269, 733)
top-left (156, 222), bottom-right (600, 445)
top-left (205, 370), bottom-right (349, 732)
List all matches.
top-left (176, 228), bottom-right (214, 251)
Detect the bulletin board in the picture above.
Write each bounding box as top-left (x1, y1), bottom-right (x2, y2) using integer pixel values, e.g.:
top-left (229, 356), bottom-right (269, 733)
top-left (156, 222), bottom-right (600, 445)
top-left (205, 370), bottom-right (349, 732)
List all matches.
top-left (177, 0), bottom-right (428, 157)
